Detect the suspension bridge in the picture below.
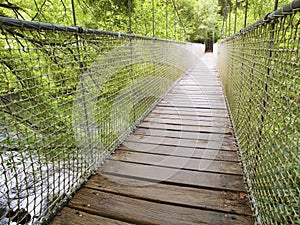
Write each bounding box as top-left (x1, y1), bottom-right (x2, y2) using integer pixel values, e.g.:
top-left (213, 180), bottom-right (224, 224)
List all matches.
top-left (0, 0), bottom-right (299, 225)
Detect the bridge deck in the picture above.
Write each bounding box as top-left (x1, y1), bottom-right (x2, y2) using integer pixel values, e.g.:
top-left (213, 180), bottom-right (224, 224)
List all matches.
top-left (50, 54), bottom-right (254, 225)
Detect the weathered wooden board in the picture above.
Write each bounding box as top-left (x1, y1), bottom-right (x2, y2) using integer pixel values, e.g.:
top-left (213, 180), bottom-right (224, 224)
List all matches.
top-left (138, 122), bottom-right (233, 136)
top-left (100, 160), bottom-right (246, 192)
top-left (152, 107), bottom-right (230, 118)
top-left (50, 207), bottom-right (133, 225)
top-left (125, 134), bottom-right (237, 151)
top-left (119, 142), bottom-right (240, 162)
top-left (158, 103), bottom-right (226, 110)
top-left (133, 127), bottom-right (234, 142)
top-left (160, 100), bottom-right (226, 108)
top-left (168, 86), bottom-right (224, 92)
top-left (147, 112), bottom-right (230, 122)
top-left (165, 93), bottom-right (225, 100)
top-left (143, 117), bottom-right (229, 128)
top-left (159, 100), bottom-right (226, 108)
top-left (169, 90), bottom-right (224, 95)
top-left (110, 150), bottom-right (243, 175)
top-left (67, 189), bottom-right (253, 225)
top-left (85, 174), bottom-right (253, 216)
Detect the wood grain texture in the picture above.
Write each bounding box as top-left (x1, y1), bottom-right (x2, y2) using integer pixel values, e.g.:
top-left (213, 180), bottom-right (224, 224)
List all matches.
top-left (143, 117), bottom-right (229, 128)
top-left (125, 134), bottom-right (237, 151)
top-left (110, 150), bottom-right (243, 175)
top-left (147, 112), bottom-right (230, 122)
top-left (67, 188), bottom-right (253, 225)
top-left (138, 122), bottom-right (233, 134)
top-left (133, 127), bottom-right (234, 142)
top-left (50, 207), bottom-right (133, 225)
top-left (85, 174), bottom-right (253, 216)
top-left (119, 142), bottom-right (240, 162)
top-left (100, 160), bottom-right (246, 192)
top-left (49, 53), bottom-right (254, 225)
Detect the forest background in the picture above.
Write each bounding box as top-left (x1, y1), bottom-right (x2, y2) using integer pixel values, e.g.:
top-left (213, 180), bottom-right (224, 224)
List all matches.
top-left (0, 0), bottom-right (290, 42)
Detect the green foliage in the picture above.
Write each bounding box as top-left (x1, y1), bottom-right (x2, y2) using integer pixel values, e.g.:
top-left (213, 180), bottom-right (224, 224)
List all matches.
top-left (0, 0), bottom-right (223, 42)
top-left (222, 0), bottom-right (292, 37)
top-left (168, 0), bottom-right (222, 42)
top-left (0, 0), bottom-right (214, 156)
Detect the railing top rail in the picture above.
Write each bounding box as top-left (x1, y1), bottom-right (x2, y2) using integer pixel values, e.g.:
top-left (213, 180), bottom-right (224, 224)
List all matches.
top-left (0, 16), bottom-right (187, 44)
top-left (223, 0), bottom-right (300, 41)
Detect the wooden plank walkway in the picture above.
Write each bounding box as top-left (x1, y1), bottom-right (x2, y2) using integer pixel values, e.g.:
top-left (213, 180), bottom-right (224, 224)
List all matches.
top-left (50, 53), bottom-right (254, 225)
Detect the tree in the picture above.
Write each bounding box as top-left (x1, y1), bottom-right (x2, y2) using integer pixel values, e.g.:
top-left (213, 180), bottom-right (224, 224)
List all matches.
top-left (176, 0), bottom-right (221, 42)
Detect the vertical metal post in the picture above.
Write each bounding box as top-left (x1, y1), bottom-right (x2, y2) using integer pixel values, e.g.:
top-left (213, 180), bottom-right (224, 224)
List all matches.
top-left (128, 0), bottom-right (135, 123)
top-left (174, 20), bottom-right (177, 39)
top-left (274, 0), bottom-right (279, 10)
top-left (128, 0), bottom-right (132, 34)
top-left (244, 0), bottom-right (248, 28)
top-left (234, 0), bottom-right (238, 33)
top-left (224, 0), bottom-right (229, 37)
top-left (228, 5), bottom-right (231, 36)
top-left (71, 0), bottom-right (93, 153)
top-left (166, 0), bottom-right (169, 39)
top-left (152, 0), bottom-right (155, 37)
top-left (260, 0), bottom-right (278, 144)
top-left (221, 14), bottom-right (225, 38)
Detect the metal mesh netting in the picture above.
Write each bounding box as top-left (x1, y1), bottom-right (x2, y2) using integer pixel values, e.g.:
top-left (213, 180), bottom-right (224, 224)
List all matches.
top-left (0, 17), bottom-right (204, 224)
top-left (217, 2), bottom-right (299, 224)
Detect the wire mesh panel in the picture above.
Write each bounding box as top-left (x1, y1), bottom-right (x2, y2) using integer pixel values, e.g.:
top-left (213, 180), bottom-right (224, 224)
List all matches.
top-left (0, 17), bottom-right (204, 224)
top-left (217, 1), bottom-right (299, 224)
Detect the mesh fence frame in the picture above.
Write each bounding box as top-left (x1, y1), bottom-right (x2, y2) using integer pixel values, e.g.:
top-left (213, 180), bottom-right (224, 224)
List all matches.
top-left (217, 2), bottom-right (299, 224)
top-left (0, 17), bottom-right (204, 224)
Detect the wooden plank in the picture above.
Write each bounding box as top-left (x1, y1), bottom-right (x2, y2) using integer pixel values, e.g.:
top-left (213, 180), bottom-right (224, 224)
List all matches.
top-left (160, 99), bottom-right (225, 105)
top-left (133, 127), bottom-right (234, 141)
top-left (138, 122), bottom-right (233, 135)
top-left (170, 87), bottom-right (223, 92)
top-left (176, 81), bottom-right (220, 87)
top-left (100, 160), bottom-right (246, 192)
top-left (125, 134), bottom-right (236, 151)
top-left (165, 93), bottom-right (225, 101)
top-left (175, 78), bottom-right (219, 81)
top-left (158, 103), bottom-right (226, 110)
top-left (143, 117), bottom-right (229, 128)
top-left (50, 207), bottom-right (133, 225)
top-left (170, 86), bottom-right (223, 91)
top-left (152, 107), bottom-right (229, 118)
top-left (68, 188), bottom-right (253, 225)
top-left (110, 150), bottom-right (243, 175)
top-left (161, 98), bottom-right (226, 105)
top-left (161, 99), bottom-right (226, 106)
top-left (147, 112), bottom-right (230, 122)
top-left (155, 106), bottom-right (228, 113)
top-left (85, 174), bottom-right (253, 216)
top-left (119, 142), bottom-right (240, 162)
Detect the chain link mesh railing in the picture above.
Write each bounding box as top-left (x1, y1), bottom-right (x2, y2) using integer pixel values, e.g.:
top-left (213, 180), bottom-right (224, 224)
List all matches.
top-left (217, 1), bottom-right (299, 224)
top-left (0, 16), bottom-right (204, 224)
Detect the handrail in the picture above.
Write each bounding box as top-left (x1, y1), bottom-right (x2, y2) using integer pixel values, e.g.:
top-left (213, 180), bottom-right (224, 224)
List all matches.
top-left (0, 16), bottom-right (182, 43)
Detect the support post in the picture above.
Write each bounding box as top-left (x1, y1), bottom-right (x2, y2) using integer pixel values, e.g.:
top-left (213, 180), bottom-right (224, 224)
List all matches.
top-left (166, 0), bottom-right (169, 39)
top-left (128, 0), bottom-right (132, 34)
top-left (244, 0), bottom-right (248, 28)
top-left (71, 0), bottom-right (93, 155)
top-left (228, 5), bottom-right (231, 36)
top-left (274, 0), bottom-right (279, 10)
top-left (152, 0), bottom-right (155, 37)
top-left (234, 0), bottom-right (238, 33)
